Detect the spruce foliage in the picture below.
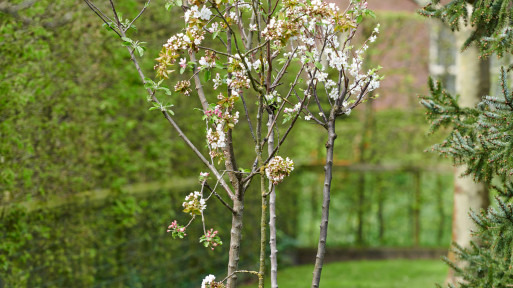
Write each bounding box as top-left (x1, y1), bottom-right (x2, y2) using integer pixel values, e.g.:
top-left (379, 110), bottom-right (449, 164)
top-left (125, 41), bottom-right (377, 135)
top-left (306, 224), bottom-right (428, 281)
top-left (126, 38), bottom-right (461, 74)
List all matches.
top-left (420, 0), bottom-right (513, 58)
top-left (419, 0), bottom-right (513, 287)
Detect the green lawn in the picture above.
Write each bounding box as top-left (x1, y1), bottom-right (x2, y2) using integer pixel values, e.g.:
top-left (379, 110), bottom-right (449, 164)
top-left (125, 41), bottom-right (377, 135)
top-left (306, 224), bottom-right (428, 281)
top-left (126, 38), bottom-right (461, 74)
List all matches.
top-left (242, 259), bottom-right (448, 288)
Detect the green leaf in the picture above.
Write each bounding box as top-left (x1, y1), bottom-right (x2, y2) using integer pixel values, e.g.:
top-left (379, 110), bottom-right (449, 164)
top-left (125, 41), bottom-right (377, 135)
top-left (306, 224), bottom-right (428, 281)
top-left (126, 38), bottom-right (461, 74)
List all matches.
top-left (215, 61), bottom-right (224, 69)
top-left (203, 70), bottom-right (211, 82)
top-left (314, 62), bottom-right (323, 70)
top-left (160, 87), bottom-right (172, 95)
top-left (136, 46), bottom-right (144, 57)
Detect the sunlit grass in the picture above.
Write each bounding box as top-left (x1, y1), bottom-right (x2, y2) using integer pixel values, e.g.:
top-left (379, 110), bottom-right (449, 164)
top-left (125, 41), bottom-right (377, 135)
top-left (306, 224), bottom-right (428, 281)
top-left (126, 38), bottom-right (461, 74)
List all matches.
top-left (242, 259), bottom-right (447, 288)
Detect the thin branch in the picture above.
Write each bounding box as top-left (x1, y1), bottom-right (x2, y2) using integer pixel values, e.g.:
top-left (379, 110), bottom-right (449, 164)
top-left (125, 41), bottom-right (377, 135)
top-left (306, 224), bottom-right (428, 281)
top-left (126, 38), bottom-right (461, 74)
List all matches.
top-left (271, 47), bottom-right (298, 88)
top-left (189, 51), bottom-right (210, 111)
top-left (197, 45), bottom-right (237, 59)
top-left (83, 0), bottom-right (117, 25)
top-left (240, 91), bottom-right (257, 144)
top-left (243, 40), bottom-right (269, 58)
top-left (108, 0), bottom-right (122, 27)
top-left (126, 0), bottom-right (151, 32)
top-left (234, 2), bottom-right (248, 49)
top-left (264, 94), bottom-right (308, 165)
top-left (261, 64), bottom-right (306, 148)
top-left (211, 4), bottom-right (264, 94)
top-left (83, 0), bottom-right (121, 37)
top-left (205, 183), bottom-right (234, 213)
top-left (221, 270), bottom-right (260, 283)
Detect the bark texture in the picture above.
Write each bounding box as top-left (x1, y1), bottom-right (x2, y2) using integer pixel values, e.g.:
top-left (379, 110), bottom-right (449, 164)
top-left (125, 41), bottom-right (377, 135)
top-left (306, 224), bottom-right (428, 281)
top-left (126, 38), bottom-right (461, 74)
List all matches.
top-left (268, 118), bottom-right (278, 288)
top-left (227, 193), bottom-right (244, 288)
top-left (446, 12), bottom-right (490, 284)
top-left (311, 116), bottom-right (337, 288)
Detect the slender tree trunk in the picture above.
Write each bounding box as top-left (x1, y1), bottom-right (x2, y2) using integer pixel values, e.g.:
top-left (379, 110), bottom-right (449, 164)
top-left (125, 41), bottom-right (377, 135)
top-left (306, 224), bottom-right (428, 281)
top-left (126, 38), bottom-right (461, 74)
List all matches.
top-left (446, 9), bottom-right (490, 284)
top-left (268, 116), bottom-right (278, 288)
top-left (227, 186), bottom-right (244, 288)
top-left (311, 116), bottom-right (336, 288)
top-left (258, 171), bottom-right (268, 288)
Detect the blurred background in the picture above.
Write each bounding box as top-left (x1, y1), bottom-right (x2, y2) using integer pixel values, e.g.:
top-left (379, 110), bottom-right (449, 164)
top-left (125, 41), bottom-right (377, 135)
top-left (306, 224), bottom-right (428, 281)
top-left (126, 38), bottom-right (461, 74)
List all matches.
top-left (1, 0), bottom-right (502, 287)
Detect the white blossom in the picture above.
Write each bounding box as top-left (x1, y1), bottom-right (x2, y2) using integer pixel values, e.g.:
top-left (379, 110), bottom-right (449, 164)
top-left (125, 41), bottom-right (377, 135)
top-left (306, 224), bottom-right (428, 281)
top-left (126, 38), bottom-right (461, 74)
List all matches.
top-left (182, 191), bottom-right (206, 215)
top-left (208, 22), bottom-right (220, 33)
top-left (206, 124), bottom-right (226, 150)
top-left (374, 23), bottom-right (380, 34)
top-left (201, 275), bottom-right (216, 288)
top-left (252, 59), bottom-right (261, 70)
top-left (265, 156), bottom-right (294, 184)
top-left (199, 6), bottom-right (212, 20)
top-left (213, 73), bottom-right (222, 90)
top-left (316, 72), bottom-right (328, 83)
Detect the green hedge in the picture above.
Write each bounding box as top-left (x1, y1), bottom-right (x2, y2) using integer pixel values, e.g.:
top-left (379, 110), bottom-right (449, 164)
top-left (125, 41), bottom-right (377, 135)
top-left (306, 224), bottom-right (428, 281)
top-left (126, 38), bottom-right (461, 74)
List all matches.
top-left (1, 3), bottom-right (449, 286)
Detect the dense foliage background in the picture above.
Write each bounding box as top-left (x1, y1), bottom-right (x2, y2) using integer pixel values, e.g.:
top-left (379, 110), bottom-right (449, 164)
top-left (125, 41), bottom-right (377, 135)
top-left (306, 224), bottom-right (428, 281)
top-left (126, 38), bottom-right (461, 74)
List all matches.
top-left (1, 1), bottom-right (453, 287)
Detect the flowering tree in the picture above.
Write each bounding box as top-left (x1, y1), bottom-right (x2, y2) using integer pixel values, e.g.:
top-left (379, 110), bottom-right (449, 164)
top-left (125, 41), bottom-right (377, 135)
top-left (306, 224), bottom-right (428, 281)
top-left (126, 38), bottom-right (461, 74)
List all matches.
top-left (83, 0), bottom-right (381, 287)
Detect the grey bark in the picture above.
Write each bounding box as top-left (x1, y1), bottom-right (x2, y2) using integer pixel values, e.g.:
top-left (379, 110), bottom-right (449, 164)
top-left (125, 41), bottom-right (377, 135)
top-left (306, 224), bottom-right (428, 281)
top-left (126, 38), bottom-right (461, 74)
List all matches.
top-left (268, 116), bottom-right (278, 288)
top-left (446, 10), bottom-right (490, 285)
top-left (227, 190), bottom-right (244, 288)
top-left (311, 112), bottom-right (337, 288)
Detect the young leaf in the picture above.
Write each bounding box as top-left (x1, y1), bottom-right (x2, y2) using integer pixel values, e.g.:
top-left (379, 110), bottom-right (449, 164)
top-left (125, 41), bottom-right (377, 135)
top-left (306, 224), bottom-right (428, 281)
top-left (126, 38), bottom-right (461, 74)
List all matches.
top-left (204, 70), bottom-right (211, 82)
top-left (136, 46), bottom-right (144, 57)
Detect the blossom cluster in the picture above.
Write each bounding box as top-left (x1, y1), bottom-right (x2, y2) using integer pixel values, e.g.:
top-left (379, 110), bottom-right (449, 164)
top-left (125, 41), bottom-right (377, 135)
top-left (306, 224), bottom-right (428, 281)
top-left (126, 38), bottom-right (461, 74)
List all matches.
top-left (261, 18), bottom-right (298, 47)
top-left (199, 51), bottom-right (217, 70)
top-left (155, 26), bottom-right (205, 78)
top-left (204, 93), bottom-right (241, 159)
top-left (184, 5), bottom-right (212, 24)
top-left (174, 80), bottom-right (192, 96)
top-left (226, 55), bottom-right (252, 91)
top-left (200, 228), bottom-right (223, 250)
top-left (166, 220), bottom-right (187, 239)
top-left (204, 105), bottom-right (224, 120)
top-left (265, 156), bottom-right (295, 184)
top-left (284, 102), bottom-right (301, 114)
top-left (182, 191), bottom-right (206, 215)
top-left (199, 172), bottom-right (209, 183)
top-left (201, 274), bottom-right (225, 288)
top-left (206, 123), bottom-right (227, 158)
top-left (260, 0), bottom-right (381, 116)
top-left (265, 90), bottom-right (282, 105)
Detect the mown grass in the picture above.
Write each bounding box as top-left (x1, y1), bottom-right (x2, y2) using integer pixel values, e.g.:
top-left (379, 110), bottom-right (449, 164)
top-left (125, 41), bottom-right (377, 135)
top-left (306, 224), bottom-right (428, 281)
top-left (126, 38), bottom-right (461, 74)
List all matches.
top-left (242, 259), bottom-right (447, 288)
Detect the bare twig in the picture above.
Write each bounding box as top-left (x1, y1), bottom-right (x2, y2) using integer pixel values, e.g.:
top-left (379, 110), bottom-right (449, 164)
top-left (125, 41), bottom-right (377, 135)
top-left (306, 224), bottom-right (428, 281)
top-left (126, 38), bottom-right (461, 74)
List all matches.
top-left (126, 0), bottom-right (151, 32)
top-left (221, 270), bottom-right (260, 283)
top-left (205, 182), bottom-right (234, 213)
